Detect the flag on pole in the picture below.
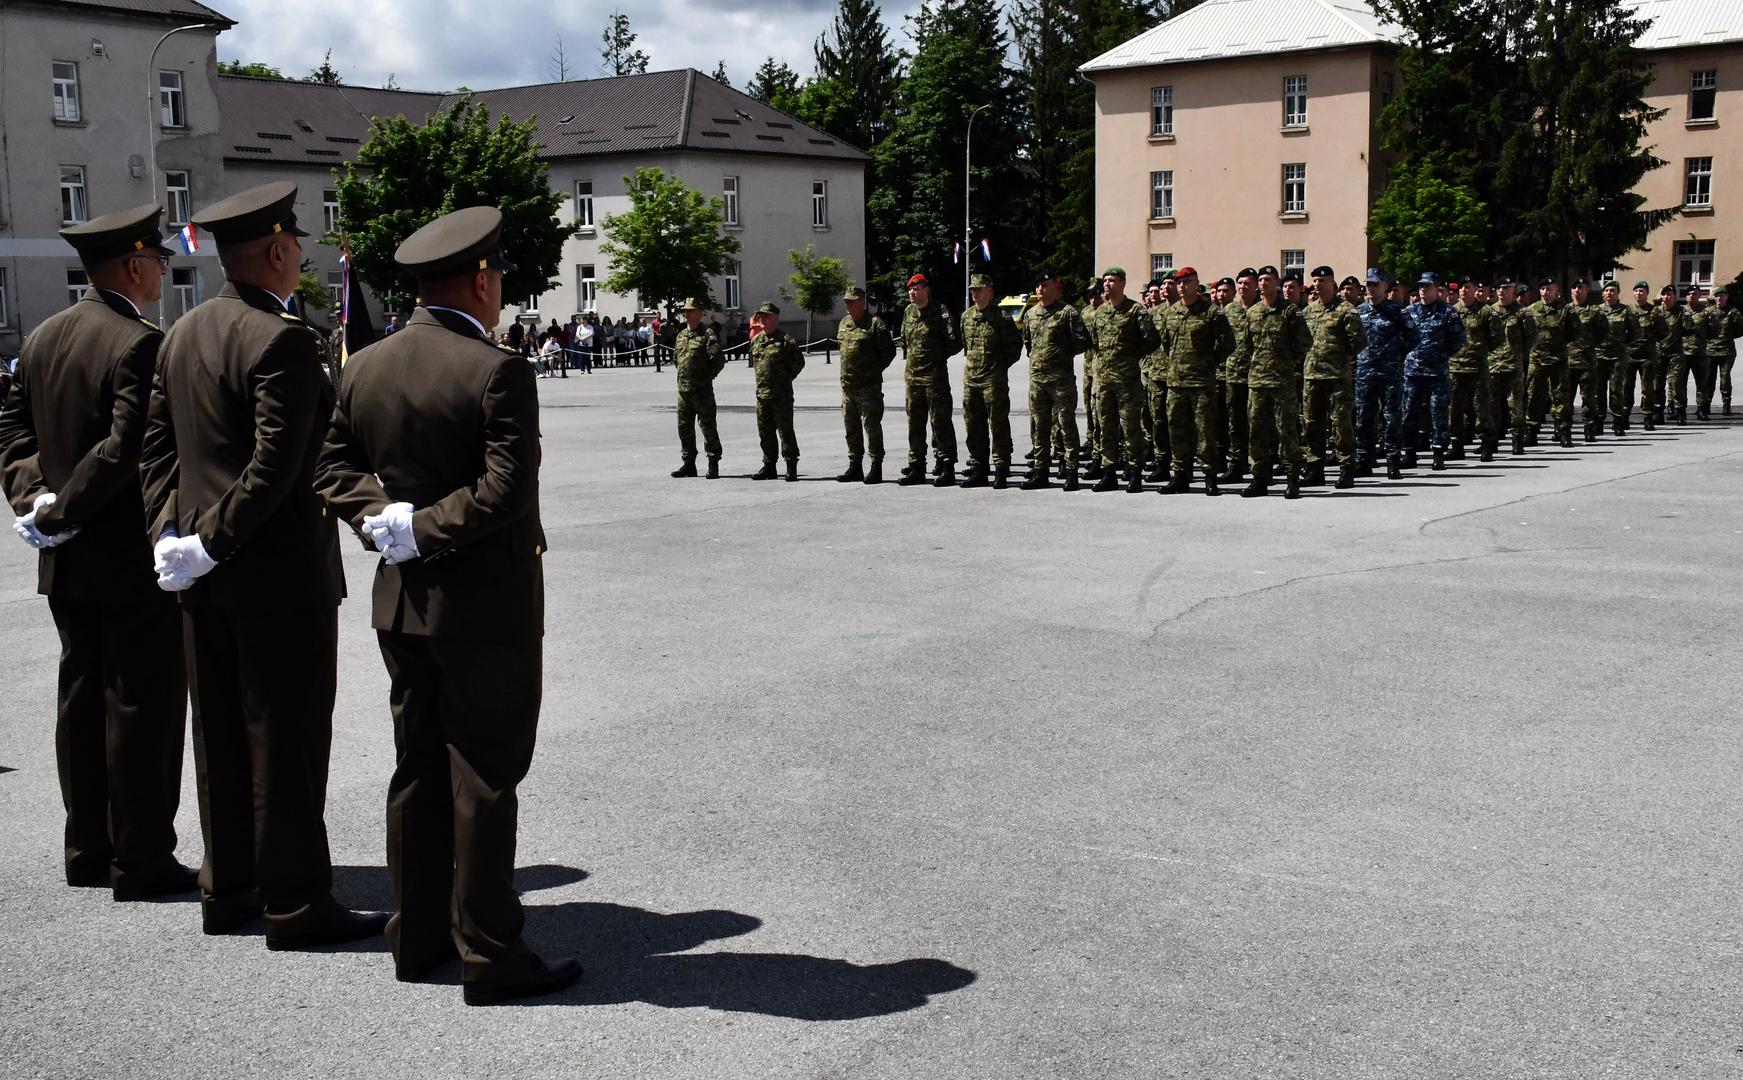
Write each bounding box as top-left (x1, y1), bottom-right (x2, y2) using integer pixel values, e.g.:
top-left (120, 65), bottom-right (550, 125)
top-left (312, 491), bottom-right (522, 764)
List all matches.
top-left (176, 223), bottom-right (199, 255)
top-left (953, 241), bottom-right (962, 264)
top-left (978, 238), bottom-right (992, 262)
top-left (338, 236), bottom-right (376, 365)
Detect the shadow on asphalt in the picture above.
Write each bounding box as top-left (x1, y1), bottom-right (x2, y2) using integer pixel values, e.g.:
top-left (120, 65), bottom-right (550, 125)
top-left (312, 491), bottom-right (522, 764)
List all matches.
top-left (332, 863), bottom-right (589, 912)
top-left (0, 764), bottom-right (13, 775)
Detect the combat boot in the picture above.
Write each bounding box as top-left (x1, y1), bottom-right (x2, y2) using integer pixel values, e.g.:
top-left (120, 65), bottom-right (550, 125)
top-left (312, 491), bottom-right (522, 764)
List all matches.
top-left (1403, 448), bottom-right (1418, 470)
top-left (1432, 448), bottom-right (1446, 471)
top-left (1303, 463), bottom-right (1326, 487)
top-left (1724, 395), bottom-right (1732, 415)
top-left (836, 459), bottom-right (864, 483)
top-left (960, 466), bottom-right (989, 488)
top-left (1386, 459), bottom-right (1402, 479)
top-left (1353, 460), bottom-right (1374, 478)
top-left (897, 465), bottom-right (926, 486)
top-left (671, 460), bottom-right (698, 478)
top-left (1020, 469), bottom-right (1050, 490)
top-left (1335, 464), bottom-right (1356, 489)
top-left (1697, 404), bottom-right (1711, 421)
top-left (1125, 466), bottom-right (1143, 493)
top-left (1202, 470), bottom-right (1221, 496)
top-left (1239, 467), bottom-right (1271, 498)
top-left (1559, 430), bottom-right (1575, 448)
top-left (1283, 466), bottom-right (1302, 500)
top-left (1612, 418), bottom-right (1625, 437)
top-left (1160, 467), bottom-right (1192, 494)
top-left (1642, 415), bottom-right (1655, 432)
top-left (785, 460), bottom-right (799, 482)
top-left (706, 456), bottom-right (720, 479)
top-left (864, 460), bottom-right (883, 485)
top-left (1091, 466), bottom-right (1120, 492)
top-left (1062, 470), bottom-right (1081, 491)
top-left (1449, 444), bottom-right (1465, 461)
top-left (933, 464), bottom-right (957, 487)
top-left (992, 466), bottom-right (1010, 490)
top-left (1525, 428), bottom-right (1539, 446)
top-left (1217, 462), bottom-right (1246, 485)
top-left (931, 459), bottom-right (946, 476)
top-left (1082, 460), bottom-right (1104, 482)
top-left (751, 460), bottom-right (777, 481)
top-left (1479, 442), bottom-right (1495, 462)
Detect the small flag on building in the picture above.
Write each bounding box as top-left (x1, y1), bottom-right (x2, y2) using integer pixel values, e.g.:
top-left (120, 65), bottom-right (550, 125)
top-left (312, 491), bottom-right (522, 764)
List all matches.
top-left (978, 238), bottom-right (992, 262)
top-left (176, 223), bottom-right (199, 255)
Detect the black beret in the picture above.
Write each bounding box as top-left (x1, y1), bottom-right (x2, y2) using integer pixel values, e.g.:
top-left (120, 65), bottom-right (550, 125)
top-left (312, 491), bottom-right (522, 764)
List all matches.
top-left (1215, 276), bottom-right (1236, 289)
top-left (1256, 265), bottom-right (1279, 277)
top-left (1238, 267), bottom-right (1260, 279)
top-left (1310, 264), bottom-right (1335, 279)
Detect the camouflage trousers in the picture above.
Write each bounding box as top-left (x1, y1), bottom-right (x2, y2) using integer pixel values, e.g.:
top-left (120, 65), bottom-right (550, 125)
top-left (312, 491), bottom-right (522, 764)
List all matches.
top-left (1697, 353), bottom-right (1726, 407)
top-left (1648, 359), bottom-right (1668, 417)
top-left (1223, 379), bottom-right (1249, 470)
top-left (1031, 378), bottom-right (1080, 470)
top-left (1570, 364), bottom-right (1605, 432)
top-left (1715, 353), bottom-right (1735, 403)
top-left (1449, 371), bottom-right (1489, 446)
top-left (906, 379), bottom-right (957, 466)
top-left (1488, 368), bottom-right (1528, 444)
top-left (1097, 374), bottom-right (1148, 468)
top-left (677, 390), bottom-right (721, 461)
top-left (1246, 386), bottom-right (1303, 472)
top-left (962, 381), bottom-right (1012, 471)
top-left (1403, 373), bottom-right (1452, 451)
top-left (1528, 360), bottom-right (1572, 436)
top-left (1143, 376), bottom-right (1171, 465)
top-left (841, 387), bottom-right (884, 461)
top-left (1667, 353), bottom-right (1709, 413)
top-left (1355, 373), bottom-right (1403, 464)
top-left (1166, 385), bottom-right (1218, 470)
top-left (1301, 376), bottom-right (1355, 468)
top-left (1610, 361), bottom-right (1654, 426)
top-left (756, 395), bottom-right (799, 462)
top-left (1058, 369), bottom-right (1098, 458)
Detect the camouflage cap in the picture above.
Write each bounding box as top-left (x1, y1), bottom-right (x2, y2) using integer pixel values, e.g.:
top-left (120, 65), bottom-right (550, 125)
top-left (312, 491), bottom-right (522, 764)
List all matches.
top-left (969, 273), bottom-right (994, 290)
top-left (842, 285), bottom-right (867, 301)
top-left (680, 297), bottom-right (706, 312)
top-left (755, 301), bottom-right (781, 316)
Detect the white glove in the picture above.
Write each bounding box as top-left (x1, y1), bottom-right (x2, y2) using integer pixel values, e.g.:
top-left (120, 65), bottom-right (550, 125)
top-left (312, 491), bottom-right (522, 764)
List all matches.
top-left (362, 502), bottom-right (418, 565)
top-left (13, 492), bottom-right (78, 549)
top-left (154, 533), bottom-right (217, 592)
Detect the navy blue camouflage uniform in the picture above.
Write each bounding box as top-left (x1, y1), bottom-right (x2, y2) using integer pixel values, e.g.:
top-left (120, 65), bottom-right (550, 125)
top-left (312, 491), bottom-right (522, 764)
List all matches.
top-left (1355, 298), bottom-right (1416, 465)
top-left (1402, 300), bottom-right (1467, 452)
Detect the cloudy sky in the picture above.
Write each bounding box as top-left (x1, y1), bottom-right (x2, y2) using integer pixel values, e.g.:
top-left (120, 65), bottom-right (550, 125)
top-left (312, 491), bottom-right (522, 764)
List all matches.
top-left (212, 0), bottom-right (923, 92)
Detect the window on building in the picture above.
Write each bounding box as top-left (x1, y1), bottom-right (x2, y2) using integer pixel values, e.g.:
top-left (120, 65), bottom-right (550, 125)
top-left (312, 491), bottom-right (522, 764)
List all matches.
top-left (1151, 86), bottom-right (1173, 136)
top-left (520, 295), bottom-right (540, 316)
top-left (577, 264), bottom-right (597, 312)
top-left (1686, 157), bottom-right (1713, 207)
top-left (724, 260), bottom-right (742, 311)
top-left (1150, 170), bottom-right (1174, 219)
top-left (159, 70), bottom-right (186, 128)
top-left (165, 171), bottom-right (191, 226)
top-left (325, 270), bottom-right (342, 310)
top-left (1675, 240), bottom-right (1715, 287)
top-left (66, 268), bottom-right (89, 307)
top-left (0, 268), bottom-right (9, 326)
top-left (812, 180), bottom-right (829, 227)
top-left (60, 166), bottom-right (88, 224)
top-left (1281, 250), bottom-right (1306, 280)
top-left (1282, 163), bottom-right (1307, 213)
top-left (1151, 254), bottom-right (1173, 279)
top-left (1283, 75), bottom-right (1308, 127)
top-left (1691, 69), bottom-right (1717, 120)
top-left (1381, 71), bottom-right (1395, 107)
top-left (723, 176), bottom-right (740, 225)
top-left (52, 61), bottom-right (80, 122)
top-left (319, 189), bottom-right (340, 234)
top-left (173, 267), bottom-right (199, 316)
top-left (574, 180), bottom-right (594, 228)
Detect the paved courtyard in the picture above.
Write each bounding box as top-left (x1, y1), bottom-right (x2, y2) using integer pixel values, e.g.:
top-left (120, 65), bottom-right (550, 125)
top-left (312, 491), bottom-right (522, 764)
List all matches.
top-left (1, 352), bottom-right (1739, 1079)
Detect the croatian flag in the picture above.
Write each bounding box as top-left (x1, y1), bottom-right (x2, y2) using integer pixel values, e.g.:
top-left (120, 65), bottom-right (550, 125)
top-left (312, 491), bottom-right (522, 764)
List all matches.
top-left (176, 223), bottom-right (199, 255)
top-left (978, 239), bottom-right (992, 262)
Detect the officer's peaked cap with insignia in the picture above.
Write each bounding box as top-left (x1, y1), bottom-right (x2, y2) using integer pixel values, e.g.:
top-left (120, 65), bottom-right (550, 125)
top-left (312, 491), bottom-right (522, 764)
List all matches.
top-left (61, 203), bottom-right (175, 263)
top-left (395, 206), bottom-right (517, 279)
top-left (192, 181), bottom-right (309, 245)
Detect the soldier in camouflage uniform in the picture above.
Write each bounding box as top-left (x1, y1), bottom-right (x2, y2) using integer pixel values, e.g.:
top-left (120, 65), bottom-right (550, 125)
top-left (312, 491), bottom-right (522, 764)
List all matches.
top-left (1087, 267), bottom-right (1162, 493)
top-left (1300, 265), bottom-right (1365, 488)
top-left (1157, 267), bottom-right (1234, 495)
top-left (1140, 280), bottom-right (1171, 483)
top-left (835, 284), bottom-right (896, 484)
top-left (1022, 271), bottom-right (1091, 490)
top-left (1074, 279), bottom-right (1104, 478)
top-left (1699, 285), bottom-right (1742, 415)
top-left (1597, 281), bottom-right (1641, 436)
top-left (1241, 265), bottom-right (1312, 499)
top-left (1218, 268), bottom-right (1259, 485)
top-left (1484, 277), bottom-right (1530, 457)
top-left (1448, 276), bottom-right (1492, 460)
top-left (1524, 277), bottom-right (1574, 447)
top-left (1654, 286), bottom-right (1681, 424)
top-left (897, 273), bottom-right (961, 486)
top-left (1356, 267), bottom-right (1415, 478)
top-left (959, 273), bottom-right (1023, 488)
top-left (1617, 281), bottom-right (1664, 432)
top-left (671, 297), bottom-right (728, 478)
top-left (1402, 273), bottom-right (1467, 470)
top-left (1565, 280), bottom-right (1611, 441)
top-left (1667, 286), bottom-right (1708, 423)
top-left (749, 302), bottom-right (805, 482)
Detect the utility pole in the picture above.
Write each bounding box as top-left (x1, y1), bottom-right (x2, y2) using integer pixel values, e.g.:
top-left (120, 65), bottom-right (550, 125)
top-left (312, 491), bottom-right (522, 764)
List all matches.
top-left (964, 103), bottom-right (990, 311)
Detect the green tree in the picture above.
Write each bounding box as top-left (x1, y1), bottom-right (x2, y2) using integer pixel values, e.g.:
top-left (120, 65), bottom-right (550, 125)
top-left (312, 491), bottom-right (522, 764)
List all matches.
top-left (1367, 159), bottom-right (1490, 283)
top-left (810, 0), bottom-right (904, 150)
top-left (306, 48), bottom-right (342, 85)
top-left (746, 58), bottom-right (801, 110)
top-left (778, 244), bottom-right (854, 343)
top-left (334, 96), bottom-right (579, 307)
top-left (599, 167), bottom-right (741, 315)
top-left (218, 59), bottom-right (284, 78)
top-left (295, 258), bottom-right (331, 313)
top-left (710, 60), bottom-right (731, 86)
top-left (600, 11), bottom-right (649, 76)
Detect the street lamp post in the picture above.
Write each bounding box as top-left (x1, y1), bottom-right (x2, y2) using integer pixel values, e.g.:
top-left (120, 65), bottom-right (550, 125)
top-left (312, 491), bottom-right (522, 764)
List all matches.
top-left (146, 22), bottom-right (214, 324)
top-left (964, 103), bottom-right (990, 311)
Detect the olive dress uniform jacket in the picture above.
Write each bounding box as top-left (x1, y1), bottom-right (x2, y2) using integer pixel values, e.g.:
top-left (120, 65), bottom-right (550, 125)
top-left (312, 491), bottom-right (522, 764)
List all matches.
top-left (316, 307), bottom-right (545, 642)
top-left (140, 282), bottom-right (344, 609)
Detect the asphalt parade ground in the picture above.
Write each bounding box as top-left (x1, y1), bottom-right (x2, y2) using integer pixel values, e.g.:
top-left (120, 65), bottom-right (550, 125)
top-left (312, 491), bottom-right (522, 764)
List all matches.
top-left (1, 352), bottom-right (1739, 1079)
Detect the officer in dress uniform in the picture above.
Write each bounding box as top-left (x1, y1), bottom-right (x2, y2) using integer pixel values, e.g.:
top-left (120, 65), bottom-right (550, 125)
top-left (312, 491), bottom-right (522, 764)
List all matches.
top-left (315, 206), bottom-right (582, 1005)
top-left (140, 181), bottom-right (386, 948)
top-left (0, 204), bottom-right (193, 899)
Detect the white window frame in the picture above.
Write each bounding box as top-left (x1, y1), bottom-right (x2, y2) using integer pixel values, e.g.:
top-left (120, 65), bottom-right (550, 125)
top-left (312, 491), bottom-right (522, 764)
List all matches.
top-left (1691, 69), bottom-right (1717, 120)
top-left (1686, 157), bottom-right (1713, 207)
top-left (577, 264), bottom-right (597, 313)
top-left (325, 270), bottom-right (342, 311)
top-left (724, 259), bottom-right (742, 311)
top-left (723, 176), bottom-right (740, 226)
top-left (1282, 250), bottom-right (1306, 280)
top-left (1381, 71), bottom-right (1395, 106)
top-left (60, 165), bottom-right (88, 225)
top-left (1283, 163), bottom-right (1307, 214)
top-left (1150, 254), bottom-right (1173, 279)
top-left (1283, 75), bottom-right (1308, 128)
top-left (172, 267), bottom-right (199, 316)
top-left (165, 171), bottom-right (191, 226)
top-left (520, 295), bottom-right (541, 316)
top-left (1674, 240), bottom-right (1715, 288)
top-left (1150, 86), bottom-right (1173, 136)
top-left (66, 268), bottom-right (89, 307)
top-left (812, 180), bottom-right (828, 228)
top-left (52, 61), bottom-right (80, 122)
top-left (159, 70), bottom-right (186, 129)
top-left (323, 189), bottom-right (340, 234)
top-left (0, 267), bottom-right (9, 326)
top-left (1150, 170), bottom-right (1173, 220)
top-left (574, 180), bottom-right (594, 228)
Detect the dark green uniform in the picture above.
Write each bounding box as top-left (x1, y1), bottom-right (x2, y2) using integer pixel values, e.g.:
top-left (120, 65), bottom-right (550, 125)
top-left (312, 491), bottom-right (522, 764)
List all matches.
top-left (752, 328), bottom-right (806, 463)
top-left (1667, 303), bottom-right (1706, 420)
top-left (837, 311), bottom-right (896, 464)
top-left (1484, 300), bottom-right (1529, 450)
top-left (1158, 297), bottom-right (1234, 475)
top-left (674, 325), bottom-right (727, 463)
top-left (959, 304), bottom-right (1022, 474)
top-left (1301, 296), bottom-right (1365, 472)
top-left (1524, 297), bottom-right (1573, 441)
top-left (1567, 300), bottom-right (1609, 438)
top-left (1449, 300), bottom-right (1492, 451)
top-left (1617, 301), bottom-right (1665, 428)
top-left (1222, 297), bottom-right (1253, 477)
top-left (1656, 302), bottom-right (1683, 420)
top-left (1597, 299), bottom-right (1639, 433)
top-left (1245, 298), bottom-right (1312, 477)
top-left (900, 301), bottom-right (960, 469)
top-left (1140, 307), bottom-right (1170, 477)
top-left (1088, 296), bottom-right (1162, 470)
top-left (1023, 300), bottom-right (1092, 473)
top-left (1698, 302), bottom-right (1743, 410)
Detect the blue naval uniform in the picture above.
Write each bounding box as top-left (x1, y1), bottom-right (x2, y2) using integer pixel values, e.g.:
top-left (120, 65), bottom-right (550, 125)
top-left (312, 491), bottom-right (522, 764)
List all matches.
top-left (1355, 298), bottom-right (1416, 465)
top-left (1402, 300), bottom-right (1467, 451)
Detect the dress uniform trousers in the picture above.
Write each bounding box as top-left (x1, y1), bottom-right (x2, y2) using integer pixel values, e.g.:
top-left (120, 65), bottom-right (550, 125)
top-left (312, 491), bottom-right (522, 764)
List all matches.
top-left (676, 390), bottom-right (721, 462)
top-left (184, 605), bottom-right (337, 911)
top-left (1301, 376), bottom-right (1356, 468)
top-left (842, 388), bottom-right (884, 462)
top-left (905, 380), bottom-right (955, 467)
top-left (757, 395), bottom-right (800, 463)
top-left (378, 631), bottom-right (544, 984)
top-left (48, 595), bottom-right (186, 885)
top-left (961, 382), bottom-right (1011, 472)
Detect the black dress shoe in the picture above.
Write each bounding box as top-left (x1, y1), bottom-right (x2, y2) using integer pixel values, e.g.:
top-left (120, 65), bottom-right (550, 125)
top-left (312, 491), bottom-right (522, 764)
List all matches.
top-left (66, 862), bottom-right (112, 888)
top-left (113, 861), bottom-right (199, 901)
top-left (463, 957), bottom-right (585, 1006)
top-left (203, 894), bottom-right (264, 935)
top-left (265, 899), bottom-right (390, 951)
top-left (396, 944), bottom-right (462, 984)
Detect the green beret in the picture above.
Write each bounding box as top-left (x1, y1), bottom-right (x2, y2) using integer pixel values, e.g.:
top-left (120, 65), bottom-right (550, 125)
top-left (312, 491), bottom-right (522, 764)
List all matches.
top-left (1633, 280), bottom-right (1651, 290)
top-left (1100, 266), bottom-right (1126, 279)
top-left (1714, 286), bottom-right (1728, 298)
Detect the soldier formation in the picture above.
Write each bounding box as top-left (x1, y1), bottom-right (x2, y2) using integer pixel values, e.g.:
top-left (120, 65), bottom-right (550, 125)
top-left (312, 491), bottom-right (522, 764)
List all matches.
top-left (671, 265), bottom-right (1742, 499)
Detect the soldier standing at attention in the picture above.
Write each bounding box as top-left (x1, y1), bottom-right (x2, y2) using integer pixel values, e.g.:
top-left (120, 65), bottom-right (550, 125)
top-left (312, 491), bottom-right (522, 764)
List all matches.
top-left (671, 298), bottom-right (727, 479)
top-left (1619, 281), bottom-right (1664, 432)
top-left (1524, 276), bottom-right (1574, 446)
top-left (897, 274), bottom-right (960, 486)
top-left (1088, 267), bottom-right (1161, 493)
top-left (1355, 268), bottom-right (1415, 479)
top-left (1483, 277), bottom-right (1531, 457)
top-left (1021, 271), bottom-right (1091, 490)
top-left (1668, 286), bottom-right (1708, 423)
top-left (1218, 268), bottom-right (1259, 486)
top-left (1139, 279), bottom-right (1171, 483)
top-left (140, 181), bottom-right (385, 947)
top-left (1700, 285), bottom-right (1742, 415)
top-left (1072, 279), bottom-right (1105, 478)
top-left (1300, 265), bottom-right (1365, 488)
top-left (749, 303), bottom-right (806, 480)
top-left (1448, 275), bottom-right (1493, 460)
top-left (1339, 275), bottom-right (1363, 306)
top-left (314, 206), bottom-right (581, 1005)
top-left (1242, 265), bottom-right (1312, 499)
top-left (1565, 279), bottom-right (1610, 441)
top-left (1655, 286), bottom-right (1682, 424)
top-left (1597, 281), bottom-right (1640, 437)
top-left (1402, 273), bottom-right (1466, 471)
top-left (835, 285), bottom-right (895, 484)
top-left (958, 274), bottom-right (1022, 489)
top-left (1156, 267), bottom-right (1233, 495)
top-left (0, 205), bottom-right (192, 899)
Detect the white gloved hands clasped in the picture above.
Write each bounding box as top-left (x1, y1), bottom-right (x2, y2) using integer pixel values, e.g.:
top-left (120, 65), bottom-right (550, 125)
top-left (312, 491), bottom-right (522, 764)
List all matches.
top-left (362, 502), bottom-right (419, 565)
top-left (153, 530), bottom-right (218, 592)
top-left (13, 492), bottom-right (79, 550)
